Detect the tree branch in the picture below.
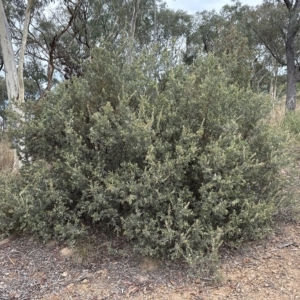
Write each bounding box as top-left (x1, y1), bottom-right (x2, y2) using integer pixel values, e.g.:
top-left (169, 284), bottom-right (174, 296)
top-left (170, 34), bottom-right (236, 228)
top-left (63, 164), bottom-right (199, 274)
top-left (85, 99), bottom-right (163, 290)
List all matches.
top-left (38, 1), bottom-right (81, 101)
top-left (284, 0), bottom-right (292, 11)
top-left (250, 25), bottom-right (287, 66)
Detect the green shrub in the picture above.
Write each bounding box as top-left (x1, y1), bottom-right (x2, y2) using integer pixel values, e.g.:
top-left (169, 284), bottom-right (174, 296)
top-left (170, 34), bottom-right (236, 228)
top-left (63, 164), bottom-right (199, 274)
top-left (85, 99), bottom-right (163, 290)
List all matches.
top-left (282, 110), bottom-right (300, 138)
top-left (0, 45), bottom-right (288, 268)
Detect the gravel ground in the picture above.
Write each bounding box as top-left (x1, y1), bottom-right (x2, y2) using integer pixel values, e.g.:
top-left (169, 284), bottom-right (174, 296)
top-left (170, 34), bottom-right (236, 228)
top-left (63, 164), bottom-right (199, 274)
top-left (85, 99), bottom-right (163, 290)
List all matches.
top-left (2, 221), bottom-right (300, 300)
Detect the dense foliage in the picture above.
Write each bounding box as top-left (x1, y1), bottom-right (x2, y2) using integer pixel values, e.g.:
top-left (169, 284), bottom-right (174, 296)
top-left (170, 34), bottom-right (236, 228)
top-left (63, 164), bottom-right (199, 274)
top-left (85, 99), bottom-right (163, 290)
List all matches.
top-left (0, 45), bottom-right (287, 268)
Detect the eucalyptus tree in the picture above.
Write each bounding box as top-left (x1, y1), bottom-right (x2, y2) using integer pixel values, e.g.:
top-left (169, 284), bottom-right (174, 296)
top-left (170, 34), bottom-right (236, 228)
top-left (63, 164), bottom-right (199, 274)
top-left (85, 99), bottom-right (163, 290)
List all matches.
top-left (185, 3), bottom-right (254, 81)
top-left (185, 1), bottom-right (255, 59)
top-left (183, 1), bottom-right (282, 95)
top-left (0, 0), bottom-right (35, 169)
top-left (25, 0), bottom-right (168, 90)
top-left (250, 0), bottom-right (300, 111)
top-left (156, 8), bottom-right (192, 47)
top-left (187, 10), bottom-right (222, 57)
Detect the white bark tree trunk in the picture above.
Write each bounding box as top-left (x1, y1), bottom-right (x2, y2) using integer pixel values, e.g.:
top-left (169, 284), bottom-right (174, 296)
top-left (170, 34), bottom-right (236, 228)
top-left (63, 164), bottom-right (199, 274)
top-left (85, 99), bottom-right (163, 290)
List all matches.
top-left (0, 0), bottom-right (33, 170)
top-left (18, 0), bottom-right (34, 104)
top-left (0, 0), bottom-right (19, 102)
top-left (127, 0), bottom-right (140, 64)
top-left (153, 0), bottom-right (157, 43)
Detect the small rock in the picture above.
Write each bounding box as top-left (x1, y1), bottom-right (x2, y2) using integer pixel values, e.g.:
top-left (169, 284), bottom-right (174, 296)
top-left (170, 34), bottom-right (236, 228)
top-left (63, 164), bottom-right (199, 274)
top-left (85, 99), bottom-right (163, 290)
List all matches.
top-left (60, 247), bottom-right (73, 257)
top-left (0, 238), bottom-right (10, 246)
top-left (61, 271), bottom-right (68, 277)
top-left (82, 279), bottom-right (89, 283)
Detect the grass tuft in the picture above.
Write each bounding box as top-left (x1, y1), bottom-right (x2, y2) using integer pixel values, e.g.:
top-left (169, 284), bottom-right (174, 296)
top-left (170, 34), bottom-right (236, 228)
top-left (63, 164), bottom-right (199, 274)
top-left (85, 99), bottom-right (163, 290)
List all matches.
top-left (0, 139), bottom-right (14, 172)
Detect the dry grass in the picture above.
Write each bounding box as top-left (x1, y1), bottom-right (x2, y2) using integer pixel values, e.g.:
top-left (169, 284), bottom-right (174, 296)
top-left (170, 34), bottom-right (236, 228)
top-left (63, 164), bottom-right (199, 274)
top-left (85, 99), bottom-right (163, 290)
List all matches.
top-left (269, 101), bottom-right (286, 125)
top-left (0, 139), bottom-right (14, 172)
top-left (269, 96), bottom-right (300, 125)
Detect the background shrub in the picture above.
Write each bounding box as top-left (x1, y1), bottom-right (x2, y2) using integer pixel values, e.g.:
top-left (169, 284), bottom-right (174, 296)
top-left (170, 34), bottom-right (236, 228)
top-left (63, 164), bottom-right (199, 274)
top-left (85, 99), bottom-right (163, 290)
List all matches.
top-left (282, 110), bottom-right (300, 138)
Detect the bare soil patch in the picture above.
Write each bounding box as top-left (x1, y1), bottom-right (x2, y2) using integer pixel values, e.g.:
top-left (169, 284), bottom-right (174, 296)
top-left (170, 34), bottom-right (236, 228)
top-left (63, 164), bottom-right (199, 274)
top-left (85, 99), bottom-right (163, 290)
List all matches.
top-left (1, 221), bottom-right (300, 299)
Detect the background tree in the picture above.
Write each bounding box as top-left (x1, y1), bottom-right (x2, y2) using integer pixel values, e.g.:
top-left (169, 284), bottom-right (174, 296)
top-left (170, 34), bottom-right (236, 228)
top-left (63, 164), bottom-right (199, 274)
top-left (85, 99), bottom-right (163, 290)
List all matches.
top-left (250, 0), bottom-right (300, 111)
top-left (0, 0), bottom-right (34, 169)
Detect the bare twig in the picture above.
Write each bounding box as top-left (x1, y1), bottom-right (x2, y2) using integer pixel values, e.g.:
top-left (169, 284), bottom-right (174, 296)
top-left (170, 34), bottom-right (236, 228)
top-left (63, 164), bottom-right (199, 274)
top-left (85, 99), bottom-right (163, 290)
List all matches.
top-left (278, 241), bottom-right (295, 249)
top-left (7, 255), bottom-right (15, 265)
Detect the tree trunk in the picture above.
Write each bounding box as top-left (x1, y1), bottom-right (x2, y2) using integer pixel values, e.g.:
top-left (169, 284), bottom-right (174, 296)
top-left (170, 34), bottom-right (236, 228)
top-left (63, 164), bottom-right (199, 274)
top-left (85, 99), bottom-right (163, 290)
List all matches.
top-left (274, 60), bottom-right (278, 99)
top-left (127, 0), bottom-right (140, 64)
top-left (284, 0), bottom-right (300, 111)
top-left (153, 0), bottom-right (157, 43)
top-left (18, 0), bottom-right (34, 104)
top-left (285, 34), bottom-right (298, 111)
top-left (0, 0), bottom-right (20, 170)
top-left (269, 58), bottom-right (278, 99)
top-left (286, 62), bottom-right (297, 111)
top-left (0, 0), bottom-right (19, 102)
top-left (0, 0), bottom-right (33, 170)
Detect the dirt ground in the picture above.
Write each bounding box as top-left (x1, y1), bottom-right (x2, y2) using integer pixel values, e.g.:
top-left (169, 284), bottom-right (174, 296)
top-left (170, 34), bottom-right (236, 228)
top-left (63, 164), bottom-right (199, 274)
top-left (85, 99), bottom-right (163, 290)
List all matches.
top-left (1, 220), bottom-right (300, 300)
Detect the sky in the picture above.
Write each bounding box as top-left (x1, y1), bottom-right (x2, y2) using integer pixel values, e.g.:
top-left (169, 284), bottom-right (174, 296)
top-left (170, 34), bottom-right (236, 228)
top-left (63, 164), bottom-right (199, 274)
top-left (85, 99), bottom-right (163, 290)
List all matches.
top-left (165, 0), bottom-right (263, 13)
